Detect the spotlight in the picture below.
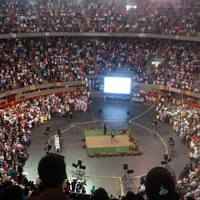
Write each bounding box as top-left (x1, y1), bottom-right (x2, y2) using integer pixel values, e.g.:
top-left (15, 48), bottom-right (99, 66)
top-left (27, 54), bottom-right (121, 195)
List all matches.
top-left (78, 159), bottom-right (82, 166)
top-left (80, 166), bottom-right (86, 170)
top-left (72, 163), bottom-right (78, 168)
top-left (127, 169), bottom-right (134, 174)
top-left (123, 164), bottom-right (128, 170)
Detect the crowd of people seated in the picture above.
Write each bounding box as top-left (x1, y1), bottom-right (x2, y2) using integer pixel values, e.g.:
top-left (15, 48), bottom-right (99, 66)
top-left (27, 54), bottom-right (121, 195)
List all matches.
top-left (0, 92), bottom-right (90, 198)
top-left (1, 37), bottom-right (199, 94)
top-left (155, 97), bottom-right (200, 149)
top-left (95, 37), bottom-right (160, 75)
top-left (94, 38), bottom-right (200, 93)
top-left (0, 37), bottom-right (96, 92)
top-left (40, 37), bottom-right (95, 82)
top-left (150, 40), bottom-right (200, 93)
top-left (0, 88), bottom-right (199, 199)
top-left (127, 0), bottom-right (199, 36)
top-left (0, 0), bottom-right (200, 35)
top-left (154, 96), bottom-right (200, 199)
top-left (0, 0), bottom-right (200, 199)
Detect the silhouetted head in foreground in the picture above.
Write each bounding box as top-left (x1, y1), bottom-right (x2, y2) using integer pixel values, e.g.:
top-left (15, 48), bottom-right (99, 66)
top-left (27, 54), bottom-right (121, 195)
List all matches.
top-left (145, 167), bottom-right (179, 200)
top-left (93, 187), bottom-right (109, 200)
top-left (38, 153), bottom-right (67, 188)
top-left (1, 185), bottom-right (23, 200)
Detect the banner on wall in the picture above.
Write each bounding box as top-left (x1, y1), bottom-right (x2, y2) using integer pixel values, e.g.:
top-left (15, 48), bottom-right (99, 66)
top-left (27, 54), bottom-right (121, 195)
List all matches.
top-left (159, 85), bottom-right (191, 95)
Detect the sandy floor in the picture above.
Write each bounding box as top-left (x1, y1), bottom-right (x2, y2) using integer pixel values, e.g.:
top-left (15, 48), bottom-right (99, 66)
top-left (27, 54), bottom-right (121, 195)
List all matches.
top-left (85, 135), bottom-right (131, 148)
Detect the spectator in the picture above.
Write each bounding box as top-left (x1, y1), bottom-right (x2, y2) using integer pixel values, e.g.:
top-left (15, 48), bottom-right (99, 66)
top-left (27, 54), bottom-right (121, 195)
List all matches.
top-left (63, 179), bottom-right (71, 192)
top-left (145, 167), bottom-right (180, 200)
top-left (23, 187), bottom-right (30, 200)
top-left (91, 186), bottom-right (96, 195)
top-left (125, 191), bottom-right (136, 200)
top-left (1, 184), bottom-right (23, 200)
top-left (93, 187), bottom-right (109, 200)
top-left (29, 153), bottom-right (72, 200)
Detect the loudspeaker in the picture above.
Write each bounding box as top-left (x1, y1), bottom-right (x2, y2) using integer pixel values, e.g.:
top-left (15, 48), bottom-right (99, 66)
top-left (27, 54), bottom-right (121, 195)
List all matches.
top-left (98, 109), bottom-right (102, 114)
top-left (127, 169), bottom-right (134, 174)
top-left (123, 164), bottom-right (128, 170)
top-left (127, 111), bottom-right (130, 115)
top-left (164, 154), bottom-right (168, 161)
top-left (78, 159), bottom-right (82, 166)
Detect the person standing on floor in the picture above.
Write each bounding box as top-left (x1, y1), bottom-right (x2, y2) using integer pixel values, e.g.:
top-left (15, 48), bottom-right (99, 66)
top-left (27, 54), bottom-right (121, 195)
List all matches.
top-left (90, 186), bottom-right (96, 195)
top-left (104, 123), bottom-right (107, 135)
top-left (111, 132), bottom-right (115, 142)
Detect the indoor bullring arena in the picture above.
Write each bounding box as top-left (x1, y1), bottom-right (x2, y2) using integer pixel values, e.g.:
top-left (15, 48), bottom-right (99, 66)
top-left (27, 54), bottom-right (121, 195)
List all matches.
top-left (0, 0), bottom-right (200, 200)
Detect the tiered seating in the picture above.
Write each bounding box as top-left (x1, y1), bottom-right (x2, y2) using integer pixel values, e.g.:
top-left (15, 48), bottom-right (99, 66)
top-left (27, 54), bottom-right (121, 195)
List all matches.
top-left (0, 0), bottom-right (199, 35)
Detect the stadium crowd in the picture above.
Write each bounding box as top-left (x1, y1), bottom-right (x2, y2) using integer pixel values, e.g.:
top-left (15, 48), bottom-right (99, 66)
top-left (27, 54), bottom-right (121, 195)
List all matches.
top-left (0, 75), bottom-right (199, 199)
top-left (0, 37), bottom-right (200, 94)
top-left (0, 0), bottom-right (200, 35)
top-left (95, 38), bottom-right (200, 93)
top-left (0, 92), bottom-right (90, 198)
top-left (0, 37), bottom-right (95, 92)
top-left (0, 0), bottom-right (200, 199)
top-left (154, 97), bottom-right (200, 199)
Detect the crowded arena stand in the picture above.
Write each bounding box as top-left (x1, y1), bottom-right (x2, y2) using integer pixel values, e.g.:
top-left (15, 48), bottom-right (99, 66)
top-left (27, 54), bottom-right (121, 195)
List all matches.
top-left (1, 37), bottom-right (199, 93)
top-left (0, 0), bottom-right (200, 199)
top-left (0, 0), bottom-right (200, 35)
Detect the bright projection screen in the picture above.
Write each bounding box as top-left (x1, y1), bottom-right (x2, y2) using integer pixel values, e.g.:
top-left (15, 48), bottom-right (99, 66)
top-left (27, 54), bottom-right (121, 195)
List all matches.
top-left (104, 77), bottom-right (131, 94)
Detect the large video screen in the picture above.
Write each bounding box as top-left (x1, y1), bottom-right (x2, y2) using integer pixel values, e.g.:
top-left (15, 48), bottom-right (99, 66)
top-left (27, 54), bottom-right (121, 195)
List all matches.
top-left (104, 77), bottom-right (131, 94)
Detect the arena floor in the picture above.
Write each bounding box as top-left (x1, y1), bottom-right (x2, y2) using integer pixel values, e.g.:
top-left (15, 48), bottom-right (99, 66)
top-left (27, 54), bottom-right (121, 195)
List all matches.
top-left (24, 92), bottom-right (189, 197)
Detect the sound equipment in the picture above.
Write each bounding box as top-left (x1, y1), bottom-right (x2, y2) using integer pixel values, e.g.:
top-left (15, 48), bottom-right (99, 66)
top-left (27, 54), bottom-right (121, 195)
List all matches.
top-left (123, 164), bottom-right (128, 170)
top-left (127, 169), bottom-right (134, 174)
top-left (80, 166), bottom-right (86, 170)
top-left (78, 159), bottom-right (82, 166)
top-left (72, 163), bottom-right (78, 168)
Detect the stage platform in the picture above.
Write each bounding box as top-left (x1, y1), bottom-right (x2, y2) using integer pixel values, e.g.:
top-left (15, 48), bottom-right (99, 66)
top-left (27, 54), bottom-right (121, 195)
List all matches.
top-left (84, 129), bottom-right (141, 157)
